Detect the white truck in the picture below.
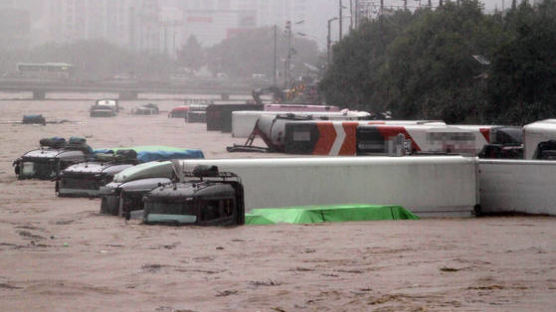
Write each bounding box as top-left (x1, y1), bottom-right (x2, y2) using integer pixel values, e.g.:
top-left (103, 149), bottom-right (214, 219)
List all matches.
top-left (479, 159), bottom-right (556, 215)
top-left (523, 119), bottom-right (556, 159)
top-left (176, 156), bottom-right (478, 218)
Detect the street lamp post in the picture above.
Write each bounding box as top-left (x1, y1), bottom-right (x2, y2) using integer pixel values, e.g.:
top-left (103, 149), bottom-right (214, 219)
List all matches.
top-left (327, 17), bottom-right (339, 64)
top-left (273, 25), bottom-right (277, 86)
top-left (339, 0), bottom-right (343, 41)
top-left (284, 20), bottom-right (304, 88)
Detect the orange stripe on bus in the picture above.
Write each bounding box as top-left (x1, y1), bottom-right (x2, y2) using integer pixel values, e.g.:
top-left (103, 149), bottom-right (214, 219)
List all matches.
top-left (339, 122), bottom-right (359, 155)
top-left (479, 128), bottom-right (490, 143)
top-left (314, 122), bottom-right (336, 155)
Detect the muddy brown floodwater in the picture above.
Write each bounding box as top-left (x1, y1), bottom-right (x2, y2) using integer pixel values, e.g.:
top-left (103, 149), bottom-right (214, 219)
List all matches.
top-left (0, 100), bottom-right (555, 312)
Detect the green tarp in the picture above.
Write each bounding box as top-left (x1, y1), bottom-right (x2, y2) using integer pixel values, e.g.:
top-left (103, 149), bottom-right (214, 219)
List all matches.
top-left (245, 204), bottom-right (418, 225)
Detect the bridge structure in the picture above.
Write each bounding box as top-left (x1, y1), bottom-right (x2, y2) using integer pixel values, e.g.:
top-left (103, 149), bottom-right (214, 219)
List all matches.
top-left (0, 79), bottom-right (260, 100)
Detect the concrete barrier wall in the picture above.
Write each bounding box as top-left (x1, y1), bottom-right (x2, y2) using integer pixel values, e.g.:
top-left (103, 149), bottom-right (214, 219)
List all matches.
top-left (180, 156), bottom-right (478, 217)
top-left (479, 159), bottom-right (556, 215)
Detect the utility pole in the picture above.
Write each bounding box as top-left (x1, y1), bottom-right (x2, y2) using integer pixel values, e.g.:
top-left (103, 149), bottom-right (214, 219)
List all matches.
top-left (349, 0), bottom-right (353, 30)
top-left (273, 25), bottom-right (277, 86)
top-left (354, 0), bottom-right (359, 28)
top-left (327, 17), bottom-right (339, 64)
top-left (339, 0), bottom-right (343, 41)
top-left (285, 20), bottom-right (292, 88)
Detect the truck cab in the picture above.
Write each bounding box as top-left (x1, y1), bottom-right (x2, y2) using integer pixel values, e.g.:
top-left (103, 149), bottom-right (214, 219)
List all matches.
top-left (143, 166), bottom-right (244, 226)
top-left (523, 119), bottom-right (556, 159)
top-left (13, 137), bottom-right (92, 180)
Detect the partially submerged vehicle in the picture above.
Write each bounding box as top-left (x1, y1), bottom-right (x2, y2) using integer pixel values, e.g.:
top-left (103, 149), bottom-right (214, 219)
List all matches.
top-left (100, 161), bottom-right (175, 215)
top-left (186, 104), bottom-right (208, 123)
top-left (132, 103), bottom-right (159, 115)
top-left (523, 119), bottom-right (556, 159)
top-left (13, 137), bottom-right (93, 180)
top-left (57, 146), bottom-right (204, 197)
top-left (175, 156), bottom-right (477, 218)
top-left (142, 165), bottom-right (245, 226)
top-left (103, 155), bottom-right (477, 219)
top-left (475, 126), bottom-right (523, 159)
top-left (227, 114), bottom-right (445, 154)
top-left (100, 163), bottom-right (247, 227)
top-left (22, 114), bottom-right (46, 125)
top-left (205, 102), bottom-right (262, 132)
top-left (56, 150), bottom-right (139, 197)
top-left (90, 99), bottom-right (119, 117)
top-left (168, 105), bottom-right (189, 118)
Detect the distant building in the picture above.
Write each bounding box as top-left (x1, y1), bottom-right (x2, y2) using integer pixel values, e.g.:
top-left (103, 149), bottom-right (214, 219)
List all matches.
top-left (47, 0), bottom-right (135, 46)
top-left (0, 0), bottom-right (40, 49)
top-left (0, 9), bottom-right (30, 49)
top-left (176, 0), bottom-right (308, 47)
top-left (1, 0), bottom-right (313, 53)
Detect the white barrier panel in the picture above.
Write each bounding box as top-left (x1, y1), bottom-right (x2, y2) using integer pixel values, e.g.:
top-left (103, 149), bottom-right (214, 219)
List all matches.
top-left (231, 111), bottom-right (372, 138)
top-left (179, 156), bottom-right (478, 217)
top-left (479, 159), bottom-right (556, 215)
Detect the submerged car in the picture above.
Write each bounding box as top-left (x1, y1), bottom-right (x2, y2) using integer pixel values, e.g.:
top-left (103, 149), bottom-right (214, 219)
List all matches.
top-left (90, 99), bottom-right (119, 117)
top-left (57, 146), bottom-right (204, 198)
top-left (13, 137), bottom-right (93, 180)
top-left (132, 103), bottom-right (159, 115)
top-left (22, 114), bottom-right (46, 125)
top-left (168, 105), bottom-right (189, 118)
top-left (185, 104), bottom-right (208, 123)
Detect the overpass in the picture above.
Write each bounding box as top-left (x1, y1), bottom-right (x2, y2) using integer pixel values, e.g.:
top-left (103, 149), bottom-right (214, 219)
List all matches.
top-left (0, 79), bottom-right (262, 100)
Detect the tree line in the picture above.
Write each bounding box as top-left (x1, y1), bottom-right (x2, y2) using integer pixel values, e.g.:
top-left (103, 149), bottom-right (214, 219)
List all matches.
top-left (319, 0), bottom-right (556, 125)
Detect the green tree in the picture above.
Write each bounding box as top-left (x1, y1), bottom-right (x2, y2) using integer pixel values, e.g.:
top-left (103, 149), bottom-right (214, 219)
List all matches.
top-left (380, 0), bottom-right (503, 123)
top-left (486, 0), bottom-right (556, 124)
top-left (319, 9), bottom-right (415, 111)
